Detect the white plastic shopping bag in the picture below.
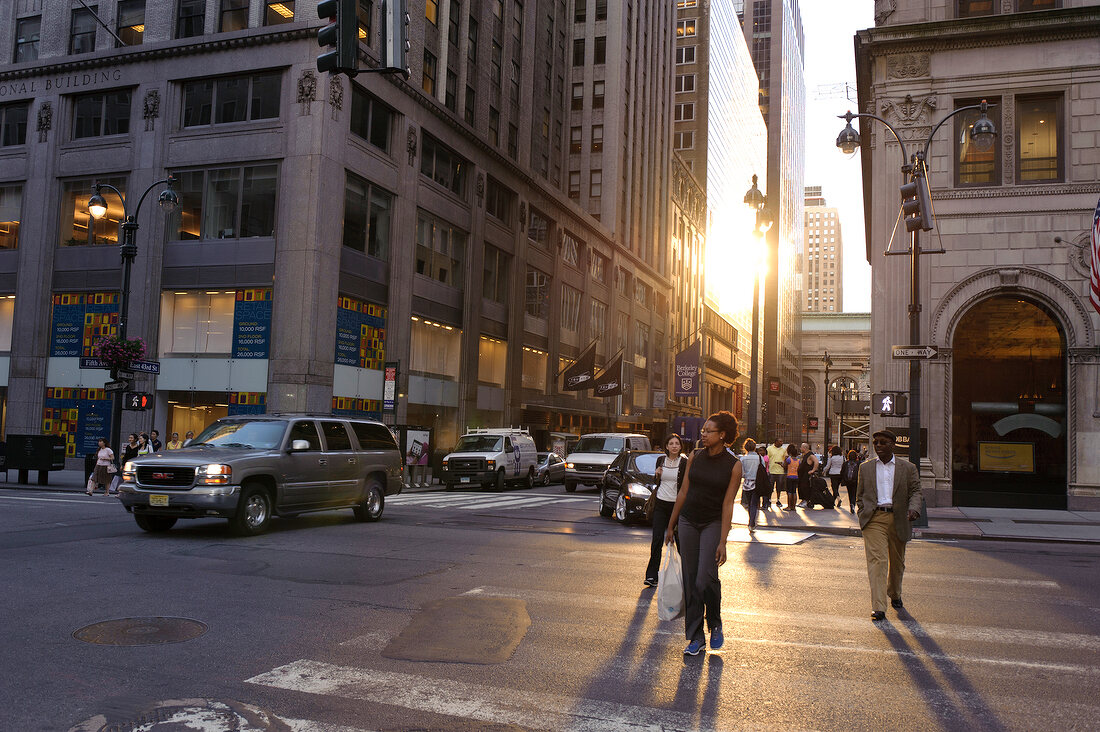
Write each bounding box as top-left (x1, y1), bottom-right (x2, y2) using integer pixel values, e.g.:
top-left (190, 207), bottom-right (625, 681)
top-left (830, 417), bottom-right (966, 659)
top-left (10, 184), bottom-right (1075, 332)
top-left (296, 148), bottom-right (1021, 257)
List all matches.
top-left (657, 544), bottom-right (684, 621)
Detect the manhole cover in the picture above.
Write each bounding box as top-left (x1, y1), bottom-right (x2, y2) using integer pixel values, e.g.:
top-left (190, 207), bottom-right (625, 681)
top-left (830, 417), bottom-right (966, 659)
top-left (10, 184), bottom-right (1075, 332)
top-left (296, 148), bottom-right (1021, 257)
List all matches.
top-left (73, 617), bottom-right (207, 646)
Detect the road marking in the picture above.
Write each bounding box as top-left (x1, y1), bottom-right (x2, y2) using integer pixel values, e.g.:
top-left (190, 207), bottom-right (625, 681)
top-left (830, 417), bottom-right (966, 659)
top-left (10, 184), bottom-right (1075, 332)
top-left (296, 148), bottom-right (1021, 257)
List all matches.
top-left (390, 493), bottom-right (591, 511)
top-left (0, 495), bottom-right (118, 506)
top-left (247, 659), bottom-right (721, 732)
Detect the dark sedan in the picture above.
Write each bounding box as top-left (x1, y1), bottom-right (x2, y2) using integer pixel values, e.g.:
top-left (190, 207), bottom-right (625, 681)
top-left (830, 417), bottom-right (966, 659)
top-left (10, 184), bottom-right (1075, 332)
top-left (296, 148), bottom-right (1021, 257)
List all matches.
top-left (535, 452), bottom-right (567, 485)
top-left (598, 450), bottom-right (662, 524)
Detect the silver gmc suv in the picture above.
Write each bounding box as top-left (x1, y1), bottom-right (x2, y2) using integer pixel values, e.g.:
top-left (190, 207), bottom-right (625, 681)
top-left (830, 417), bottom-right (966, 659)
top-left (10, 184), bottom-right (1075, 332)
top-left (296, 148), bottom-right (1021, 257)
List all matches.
top-left (118, 415), bottom-right (403, 535)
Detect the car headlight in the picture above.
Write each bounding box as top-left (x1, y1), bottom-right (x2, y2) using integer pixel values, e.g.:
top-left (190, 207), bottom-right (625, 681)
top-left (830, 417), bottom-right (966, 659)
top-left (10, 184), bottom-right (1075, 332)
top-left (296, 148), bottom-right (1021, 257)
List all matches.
top-left (122, 460), bottom-right (136, 482)
top-left (627, 482), bottom-right (651, 497)
top-left (566, 462), bottom-right (574, 469)
top-left (196, 464), bottom-right (232, 485)
top-left (487, 459), bottom-right (496, 468)
top-left (442, 459), bottom-right (449, 468)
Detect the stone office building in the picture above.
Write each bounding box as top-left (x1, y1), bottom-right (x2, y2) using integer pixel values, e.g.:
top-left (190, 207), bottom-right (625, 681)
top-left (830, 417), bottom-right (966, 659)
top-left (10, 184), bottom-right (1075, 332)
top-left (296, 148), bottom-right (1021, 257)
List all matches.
top-left (0, 0), bottom-right (678, 463)
top-left (854, 1), bottom-right (1100, 510)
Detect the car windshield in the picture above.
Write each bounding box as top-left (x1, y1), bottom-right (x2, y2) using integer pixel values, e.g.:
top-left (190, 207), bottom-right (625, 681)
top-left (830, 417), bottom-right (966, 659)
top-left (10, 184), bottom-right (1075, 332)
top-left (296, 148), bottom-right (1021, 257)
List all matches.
top-left (573, 437), bottom-right (625, 454)
top-left (537, 452), bottom-right (551, 462)
top-left (630, 454), bottom-right (660, 476)
top-left (454, 435), bottom-right (503, 452)
top-left (189, 420), bottom-right (287, 449)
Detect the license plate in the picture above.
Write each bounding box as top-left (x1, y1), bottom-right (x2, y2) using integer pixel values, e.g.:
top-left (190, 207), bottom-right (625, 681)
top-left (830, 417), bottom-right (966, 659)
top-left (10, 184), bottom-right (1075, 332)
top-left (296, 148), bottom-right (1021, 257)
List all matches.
top-left (149, 494), bottom-right (169, 507)
top-left (460, 477), bottom-right (471, 483)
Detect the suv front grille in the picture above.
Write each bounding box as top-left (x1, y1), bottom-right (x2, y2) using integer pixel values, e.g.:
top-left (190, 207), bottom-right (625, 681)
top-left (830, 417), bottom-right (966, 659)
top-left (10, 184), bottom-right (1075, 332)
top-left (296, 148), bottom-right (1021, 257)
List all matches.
top-left (136, 466), bottom-right (196, 488)
top-left (450, 458), bottom-right (485, 472)
top-left (574, 463), bottom-right (606, 473)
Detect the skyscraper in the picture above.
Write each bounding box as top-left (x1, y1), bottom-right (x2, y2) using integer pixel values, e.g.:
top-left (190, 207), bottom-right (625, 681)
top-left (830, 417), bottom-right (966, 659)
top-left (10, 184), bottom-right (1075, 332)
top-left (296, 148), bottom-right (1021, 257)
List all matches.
top-left (803, 186), bottom-right (844, 313)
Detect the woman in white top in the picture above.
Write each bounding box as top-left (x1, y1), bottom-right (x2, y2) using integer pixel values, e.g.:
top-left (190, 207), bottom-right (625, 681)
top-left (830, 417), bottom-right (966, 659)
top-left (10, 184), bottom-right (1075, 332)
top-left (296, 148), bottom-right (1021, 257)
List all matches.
top-left (738, 438), bottom-right (765, 532)
top-left (645, 433), bottom-right (687, 587)
top-left (90, 438), bottom-right (114, 496)
top-left (825, 445), bottom-right (845, 508)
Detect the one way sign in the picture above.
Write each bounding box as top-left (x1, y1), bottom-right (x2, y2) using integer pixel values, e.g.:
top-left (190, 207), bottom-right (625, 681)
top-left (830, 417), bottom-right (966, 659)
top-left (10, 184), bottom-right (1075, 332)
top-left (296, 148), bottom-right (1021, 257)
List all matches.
top-left (892, 345), bottom-right (938, 359)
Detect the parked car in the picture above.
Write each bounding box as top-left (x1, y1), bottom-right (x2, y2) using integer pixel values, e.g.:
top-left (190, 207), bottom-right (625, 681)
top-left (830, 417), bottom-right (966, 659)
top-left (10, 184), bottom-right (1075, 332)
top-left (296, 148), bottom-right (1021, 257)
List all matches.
top-left (535, 452), bottom-right (567, 485)
top-left (564, 432), bottom-right (652, 492)
top-left (440, 428), bottom-right (539, 491)
top-left (118, 415), bottom-right (403, 535)
top-left (599, 450), bottom-right (662, 524)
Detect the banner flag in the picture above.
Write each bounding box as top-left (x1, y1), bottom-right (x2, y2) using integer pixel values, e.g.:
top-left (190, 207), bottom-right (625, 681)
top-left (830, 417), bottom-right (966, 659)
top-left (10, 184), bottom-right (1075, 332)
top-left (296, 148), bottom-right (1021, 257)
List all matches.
top-left (593, 351), bottom-right (624, 397)
top-left (561, 340), bottom-right (598, 391)
top-left (674, 340), bottom-right (701, 398)
top-left (1089, 196), bottom-right (1100, 316)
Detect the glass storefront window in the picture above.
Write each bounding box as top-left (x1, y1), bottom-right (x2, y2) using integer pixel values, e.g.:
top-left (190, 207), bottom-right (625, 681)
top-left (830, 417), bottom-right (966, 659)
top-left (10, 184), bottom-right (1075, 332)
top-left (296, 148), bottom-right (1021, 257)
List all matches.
top-left (409, 317), bottom-right (461, 380)
top-left (60, 176), bottom-right (126, 247)
top-left (169, 164), bottom-right (277, 240)
top-left (478, 336), bottom-right (507, 387)
top-left (1017, 94), bottom-right (1062, 183)
top-left (0, 184), bottom-right (21, 249)
top-left (0, 296), bottom-right (13, 351)
top-left (521, 346), bottom-right (547, 391)
top-left (159, 291), bottom-right (236, 354)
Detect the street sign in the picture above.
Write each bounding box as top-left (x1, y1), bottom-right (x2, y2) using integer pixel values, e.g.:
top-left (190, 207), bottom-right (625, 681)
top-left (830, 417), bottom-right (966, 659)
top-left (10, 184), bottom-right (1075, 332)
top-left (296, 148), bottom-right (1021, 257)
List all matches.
top-left (104, 380), bottom-right (130, 392)
top-left (891, 345), bottom-right (938, 359)
top-left (79, 357), bottom-right (161, 374)
top-left (79, 357), bottom-right (108, 370)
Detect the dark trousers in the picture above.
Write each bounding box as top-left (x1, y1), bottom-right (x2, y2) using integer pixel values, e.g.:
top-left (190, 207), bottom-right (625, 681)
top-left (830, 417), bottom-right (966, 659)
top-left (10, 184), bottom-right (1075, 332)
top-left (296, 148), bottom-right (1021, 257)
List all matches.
top-left (646, 498), bottom-right (676, 580)
top-left (743, 489), bottom-right (762, 528)
top-left (845, 482), bottom-right (857, 508)
top-left (766, 474), bottom-right (785, 504)
top-left (829, 475), bottom-right (842, 500)
top-left (678, 516), bottom-right (722, 643)
top-left (798, 475), bottom-right (811, 502)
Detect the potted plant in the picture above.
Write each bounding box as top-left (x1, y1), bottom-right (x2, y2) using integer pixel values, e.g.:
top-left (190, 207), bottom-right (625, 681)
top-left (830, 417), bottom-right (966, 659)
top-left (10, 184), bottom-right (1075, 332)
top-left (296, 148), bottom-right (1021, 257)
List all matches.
top-left (93, 335), bottom-right (146, 372)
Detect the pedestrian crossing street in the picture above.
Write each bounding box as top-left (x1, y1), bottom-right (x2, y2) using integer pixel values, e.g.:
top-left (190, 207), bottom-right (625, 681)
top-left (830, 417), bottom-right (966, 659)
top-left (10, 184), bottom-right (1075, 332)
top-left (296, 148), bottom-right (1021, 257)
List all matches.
top-left (389, 490), bottom-right (594, 512)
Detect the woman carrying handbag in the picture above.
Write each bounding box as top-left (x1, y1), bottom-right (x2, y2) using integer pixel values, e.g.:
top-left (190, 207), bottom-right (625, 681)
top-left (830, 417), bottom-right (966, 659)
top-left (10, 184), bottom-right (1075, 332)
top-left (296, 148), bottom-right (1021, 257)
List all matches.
top-left (88, 438), bottom-right (115, 496)
top-left (644, 433), bottom-right (688, 587)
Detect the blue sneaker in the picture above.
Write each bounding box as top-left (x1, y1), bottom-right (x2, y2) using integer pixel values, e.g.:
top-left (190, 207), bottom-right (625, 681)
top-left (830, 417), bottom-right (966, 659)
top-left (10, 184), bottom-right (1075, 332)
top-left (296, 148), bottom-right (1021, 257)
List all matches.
top-left (710, 626), bottom-right (724, 651)
top-left (683, 639), bottom-right (705, 656)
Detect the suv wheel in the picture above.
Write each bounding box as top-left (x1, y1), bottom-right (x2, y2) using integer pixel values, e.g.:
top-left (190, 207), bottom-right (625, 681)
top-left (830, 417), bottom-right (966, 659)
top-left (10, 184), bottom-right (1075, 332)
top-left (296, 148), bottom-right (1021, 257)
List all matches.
top-left (565, 481), bottom-right (577, 493)
top-left (230, 484), bottom-right (272, 536)
top-left (135, 514), bottom-right (177, 533)
top-left (599, 489), bottom-right (613, 518)
top-left (353, 478), bottom-right (385, 522)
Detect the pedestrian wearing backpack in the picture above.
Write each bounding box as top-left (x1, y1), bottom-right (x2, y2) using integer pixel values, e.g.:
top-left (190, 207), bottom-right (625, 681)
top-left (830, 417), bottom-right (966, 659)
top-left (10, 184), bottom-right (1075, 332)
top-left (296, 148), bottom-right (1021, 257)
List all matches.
top-left (841, 449), bottom-right (861, 514)
top-left (825, 445), bottom-right (845, 508)
top-left (738, 439), bottom-right (766, 533)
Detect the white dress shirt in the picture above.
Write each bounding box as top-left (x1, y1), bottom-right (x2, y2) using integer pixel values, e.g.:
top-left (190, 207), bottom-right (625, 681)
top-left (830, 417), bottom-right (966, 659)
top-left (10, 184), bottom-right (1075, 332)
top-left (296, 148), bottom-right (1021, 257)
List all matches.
top-left (875, 457), bottom-right (896, 507)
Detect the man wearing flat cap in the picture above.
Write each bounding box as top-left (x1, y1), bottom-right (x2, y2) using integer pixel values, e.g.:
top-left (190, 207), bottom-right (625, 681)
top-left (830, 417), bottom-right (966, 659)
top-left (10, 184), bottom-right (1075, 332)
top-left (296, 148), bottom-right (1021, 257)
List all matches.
top-left (855, 429), bottom-right (922, 621)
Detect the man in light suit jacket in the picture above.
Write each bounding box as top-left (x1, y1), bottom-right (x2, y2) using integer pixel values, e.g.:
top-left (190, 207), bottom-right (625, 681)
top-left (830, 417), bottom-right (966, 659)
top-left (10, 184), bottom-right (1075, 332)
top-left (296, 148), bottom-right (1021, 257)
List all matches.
top-left (855, 429), bottom-right (922, 621)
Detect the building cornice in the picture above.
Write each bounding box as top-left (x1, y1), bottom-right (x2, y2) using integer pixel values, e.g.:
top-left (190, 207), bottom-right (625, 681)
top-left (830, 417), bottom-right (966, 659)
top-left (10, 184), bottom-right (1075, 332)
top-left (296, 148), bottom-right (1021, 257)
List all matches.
top-left (934, 182), bottom-right (1100, 202)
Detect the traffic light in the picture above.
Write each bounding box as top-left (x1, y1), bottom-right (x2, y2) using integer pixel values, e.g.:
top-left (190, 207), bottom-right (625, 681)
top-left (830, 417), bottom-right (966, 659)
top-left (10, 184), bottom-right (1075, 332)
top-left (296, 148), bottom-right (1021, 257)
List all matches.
top-left (899, 173), bottom-right (933, 233)
top-left (317, 0), bottom-right (358, 76)
top-left (383, 0), bottom-right (411, 77)
top-left (872, 393), bottom-right (908, 417)
top-left (123, 392), bottom-right (153, 411)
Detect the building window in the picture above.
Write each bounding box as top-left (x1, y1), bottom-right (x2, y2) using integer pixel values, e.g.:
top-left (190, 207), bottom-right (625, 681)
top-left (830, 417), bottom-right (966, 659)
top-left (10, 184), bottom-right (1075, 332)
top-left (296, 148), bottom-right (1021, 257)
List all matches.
top-left (574, 0), bottom-right (585, 23)
top-left (589, 298), bottom-right (606, 341)
top-left (60, 176), bottom-right (126, 247)
top-left (559, 285), bottom-right (583, 333)
top-left (591, 124), bottom-right (603, 152)
top-left (675, 74), bottom-right (695, 93)
top-left (674, 130), bottom-right (694, 149)
top-left (420, 134), bottom-right (468, 197)
top-left (1017, 94), bottom-right (1062, 183)
top-left (176, 0), bottom-right (206, 38)
top-left (491, 41), bottom-right (502, 87)
top-left (357, 0), bottom-right (374, 45)
top-left (71, 7), bottom-right (98, 54)
top-left (415, 211), bottom-right (467, 287)
top-left (445, 70), bottom-right (458, 111)
top-left (72, 90), bottom-right (132, 139)
top-left (477, 336), bottom-right (507, 386)
top-left (677, 0), bottom-right (698, 7)
top-left (676, 19), bottom-right (696, 37)
top-left (0, 184), bottom-right (22, 249)
top-left (464, 86), bottom-right (475, 124)
top-left (182, 71), bottom-right (281, 127)
top-left (589, 169), bottom-right (602, 198)
top-left (634, 321), bottom-right (649, 367)
top-left (410, 318), bottom-right (462, 381)
top-left (595, 0), bottom-right (607, 20)
top-left (562, 231), bottom-right (582, 267)
top-left (350, 84), bottom-right (393, 152)
top-left (219, 0), bottom-right (249, 32)
top-left (571, 82), bottom-right (584, 110)
top-left (264, 1), bottom-right (296, 25)
top-left (507, 123), bottom-right (518, 159)
top-left (448, 0), bottom-right (460, 44)
top-left (159, 291), bottom-right (236, 354)
top-left (13, 16), bottom-right (41, 63)
top-left (422, 50), bottom-right (437, 95)
top-left (0, 102), bottom-right (31, 147)
top-left (615, 312), bottom-right (629, 350)
top-left (615, 266), bottom-right (630, 297)
top-left (568, 171), bottom-right (580, 199)
top-left (633, 280), bottom-right (649, 308)
top-left (675, 46), bottom-right (695, 65)
top-left (482, 245), bottom-right (511, 303)
top-left (674, 102), bottom-right (695, 121)
top-left (527, 209), bottom-right (549, 248)
top-left (343, 171), bottom-right (392, 259)
top-left (525, 267), bottom-right (551, 319)
top-left (572, 38), bottom-right (585, 66)
top-left (589, 252), bottom-right (606, 283)
top-left (592, 80), bottom-right (605, 108)
top-left (522, 346), bottom-right (547, 391)
top-left (426, 0), bottom-right (438, 24)
top-left (1017, 0), bottom-right (1060, 9)
top-left (570, 126), bottom-right (582, 154)
top-left (488, 106), bottom-right (500, 145)
top-left (593, 36), bottom-right (606, 64)
top-left (115, 0), bottom-right (145, 46)
top-left (485, 176), bottom-right (515, 226)
top-left (169, 164), bottom-right (278, 240)
top-left (954, 97), bottom-right (1001, 187)
top-left (468, 16), bottom-right (478, 62)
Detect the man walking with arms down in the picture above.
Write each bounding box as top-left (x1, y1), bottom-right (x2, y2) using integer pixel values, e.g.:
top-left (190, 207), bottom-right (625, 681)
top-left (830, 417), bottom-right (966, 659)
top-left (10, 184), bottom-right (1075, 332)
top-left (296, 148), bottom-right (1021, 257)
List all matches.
top-left (856, 430), bottom-right (922, 621)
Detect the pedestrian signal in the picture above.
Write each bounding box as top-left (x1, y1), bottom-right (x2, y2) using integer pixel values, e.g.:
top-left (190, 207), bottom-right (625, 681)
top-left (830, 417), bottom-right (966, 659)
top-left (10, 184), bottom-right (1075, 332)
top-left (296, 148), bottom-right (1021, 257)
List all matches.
top-left (123, 392), bottom-right (153, 411)
top-left (872, 393), bottom-right (907, 417)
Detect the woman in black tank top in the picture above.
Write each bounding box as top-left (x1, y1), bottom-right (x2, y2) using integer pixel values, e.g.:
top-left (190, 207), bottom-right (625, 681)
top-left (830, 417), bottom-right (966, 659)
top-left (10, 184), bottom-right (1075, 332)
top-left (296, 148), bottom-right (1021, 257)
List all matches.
top-left (664, 411), bottom-right (743, 656)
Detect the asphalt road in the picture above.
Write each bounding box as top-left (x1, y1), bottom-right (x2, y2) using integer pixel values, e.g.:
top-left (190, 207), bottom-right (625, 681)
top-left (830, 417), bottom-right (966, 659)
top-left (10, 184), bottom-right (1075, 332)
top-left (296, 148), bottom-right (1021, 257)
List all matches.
top-left (2, 484), bottom-right (1098, 732)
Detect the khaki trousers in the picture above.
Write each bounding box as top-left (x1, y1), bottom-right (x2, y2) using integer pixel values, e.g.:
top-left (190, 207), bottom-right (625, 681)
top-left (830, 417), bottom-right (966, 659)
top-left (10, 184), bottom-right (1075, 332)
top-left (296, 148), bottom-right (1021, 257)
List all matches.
top-left (862, 511), bottom-right (906, 612)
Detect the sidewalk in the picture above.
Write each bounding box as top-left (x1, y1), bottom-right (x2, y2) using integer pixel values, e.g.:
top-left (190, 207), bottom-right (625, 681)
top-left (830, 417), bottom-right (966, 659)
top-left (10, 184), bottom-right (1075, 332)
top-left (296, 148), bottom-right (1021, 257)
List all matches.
top-left (5, 470), bottom-right (1100, 544)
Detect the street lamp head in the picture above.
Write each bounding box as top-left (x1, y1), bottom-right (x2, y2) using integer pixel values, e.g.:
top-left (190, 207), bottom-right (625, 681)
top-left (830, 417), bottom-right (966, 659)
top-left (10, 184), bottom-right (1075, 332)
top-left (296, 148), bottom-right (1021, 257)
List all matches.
top-left (970, 99), bottom-right (997, 152)
top-left (88, 188), bottom-right (108, 219)
top-left (836, 117), bottom-right (861, 155)
top-left (157, 188), bottom-right (179, 213)
top-left (743, 174), bottom-right (766, 210)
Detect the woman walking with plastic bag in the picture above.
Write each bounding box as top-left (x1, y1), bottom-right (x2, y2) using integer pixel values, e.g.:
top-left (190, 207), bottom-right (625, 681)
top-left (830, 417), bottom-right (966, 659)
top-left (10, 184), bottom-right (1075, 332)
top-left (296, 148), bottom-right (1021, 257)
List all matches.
top-left (645, 433), bottom-right (687, 587)
top-left (87, 438), bottom-right (115, 496)
top-left (664, 411), bottom-right (743, 656)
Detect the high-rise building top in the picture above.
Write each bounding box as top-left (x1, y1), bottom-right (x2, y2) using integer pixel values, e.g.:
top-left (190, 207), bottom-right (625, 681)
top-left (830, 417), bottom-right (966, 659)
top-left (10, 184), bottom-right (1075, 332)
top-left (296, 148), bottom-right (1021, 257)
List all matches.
top-left (802, 188), bottom-right (843, 313)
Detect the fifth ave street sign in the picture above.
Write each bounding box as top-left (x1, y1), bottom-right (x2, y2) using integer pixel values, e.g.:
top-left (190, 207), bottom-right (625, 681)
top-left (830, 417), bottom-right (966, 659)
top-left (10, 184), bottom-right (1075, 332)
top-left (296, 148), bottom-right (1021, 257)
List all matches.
top-left (79, 357), bottom-right (162, 374)
top-left (891, 345), bottom-right (938, 359)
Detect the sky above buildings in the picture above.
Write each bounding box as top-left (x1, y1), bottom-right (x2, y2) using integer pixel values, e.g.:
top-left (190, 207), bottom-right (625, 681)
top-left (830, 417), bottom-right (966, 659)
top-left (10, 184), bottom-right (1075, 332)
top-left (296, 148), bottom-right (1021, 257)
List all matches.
top-left (802, 0), bottom-right (874, 312)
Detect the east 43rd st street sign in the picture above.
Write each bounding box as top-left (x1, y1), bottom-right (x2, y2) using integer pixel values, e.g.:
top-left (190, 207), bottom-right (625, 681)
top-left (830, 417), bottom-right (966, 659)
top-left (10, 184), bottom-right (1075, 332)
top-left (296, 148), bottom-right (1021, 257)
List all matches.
top-left (891, 345), bottom-right (938, 359)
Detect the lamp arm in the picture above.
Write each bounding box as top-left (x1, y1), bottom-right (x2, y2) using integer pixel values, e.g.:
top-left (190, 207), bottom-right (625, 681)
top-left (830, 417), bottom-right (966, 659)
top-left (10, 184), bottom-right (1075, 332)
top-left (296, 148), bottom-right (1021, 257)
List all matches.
top-left (93, 183), bottom-right (127, 214)
top-left (920, 103), bottom-right (985, 163)
top-left (838, 111), bottom-right (909, 168)
top-left (131, 177), bottom-right (174, 221)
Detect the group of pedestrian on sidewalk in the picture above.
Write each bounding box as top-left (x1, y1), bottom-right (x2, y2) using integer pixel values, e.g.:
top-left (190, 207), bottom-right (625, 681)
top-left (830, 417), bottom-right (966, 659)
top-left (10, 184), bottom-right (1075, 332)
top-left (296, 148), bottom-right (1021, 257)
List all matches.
top-left (642, 413), bottom-right (924, 656)
top-left (85, 427), bottom-right (195, 496)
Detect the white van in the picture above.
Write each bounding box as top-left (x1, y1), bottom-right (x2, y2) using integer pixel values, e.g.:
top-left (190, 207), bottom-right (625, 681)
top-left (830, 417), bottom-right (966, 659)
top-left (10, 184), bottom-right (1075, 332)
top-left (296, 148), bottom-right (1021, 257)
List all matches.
top-left (440, 428), bottom-right (539, 491)
top-left (564, 432), bottom-right (652, 492)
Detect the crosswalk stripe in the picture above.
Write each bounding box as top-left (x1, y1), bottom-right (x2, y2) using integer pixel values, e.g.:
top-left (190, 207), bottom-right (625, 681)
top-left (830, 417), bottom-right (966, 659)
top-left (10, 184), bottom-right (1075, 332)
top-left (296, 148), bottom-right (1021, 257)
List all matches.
top-left (247, 659), bottom-right (722, 732)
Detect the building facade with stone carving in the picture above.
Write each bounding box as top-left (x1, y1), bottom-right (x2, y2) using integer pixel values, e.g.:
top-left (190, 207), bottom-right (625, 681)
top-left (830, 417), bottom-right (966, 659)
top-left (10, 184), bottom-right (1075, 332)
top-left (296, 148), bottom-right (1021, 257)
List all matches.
top-left (854, 1), bottom-right (1100, 510)
top-left (0, 0), bottom-right (683, 464)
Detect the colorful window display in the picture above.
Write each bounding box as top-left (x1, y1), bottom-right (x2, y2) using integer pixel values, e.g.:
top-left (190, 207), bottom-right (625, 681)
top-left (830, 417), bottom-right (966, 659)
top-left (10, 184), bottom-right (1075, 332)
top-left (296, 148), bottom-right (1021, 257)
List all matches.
top-left (333, 396), bottom-right (382, 420)
top-left (43, 387), bottom-right (111, 457)
top-left (335, 295), bottom-right (386, 369)
top-left (49, 292), bottom-right (119, 357)
top-left (228, 391), bottom-right (266, 415)
top-left (232, 288), bottom-right (273, 359)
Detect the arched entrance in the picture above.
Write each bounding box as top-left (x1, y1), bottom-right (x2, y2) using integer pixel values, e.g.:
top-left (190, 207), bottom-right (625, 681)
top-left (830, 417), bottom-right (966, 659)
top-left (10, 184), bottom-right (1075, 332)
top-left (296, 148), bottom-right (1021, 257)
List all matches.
top-left (951, 295), bottom-right (1067, 509)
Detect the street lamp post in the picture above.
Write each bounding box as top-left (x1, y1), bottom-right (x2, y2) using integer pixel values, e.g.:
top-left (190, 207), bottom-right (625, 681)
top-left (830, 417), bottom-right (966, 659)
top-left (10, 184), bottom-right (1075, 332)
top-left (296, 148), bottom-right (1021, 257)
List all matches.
top-left (88, 176), bottom-right (179, 457)
top-left (835, 101), bottom-right (996, 471)
top-left (743, 174), bottom-right (772, 440)
top-left (822, 349), bottom-right (832, 451)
